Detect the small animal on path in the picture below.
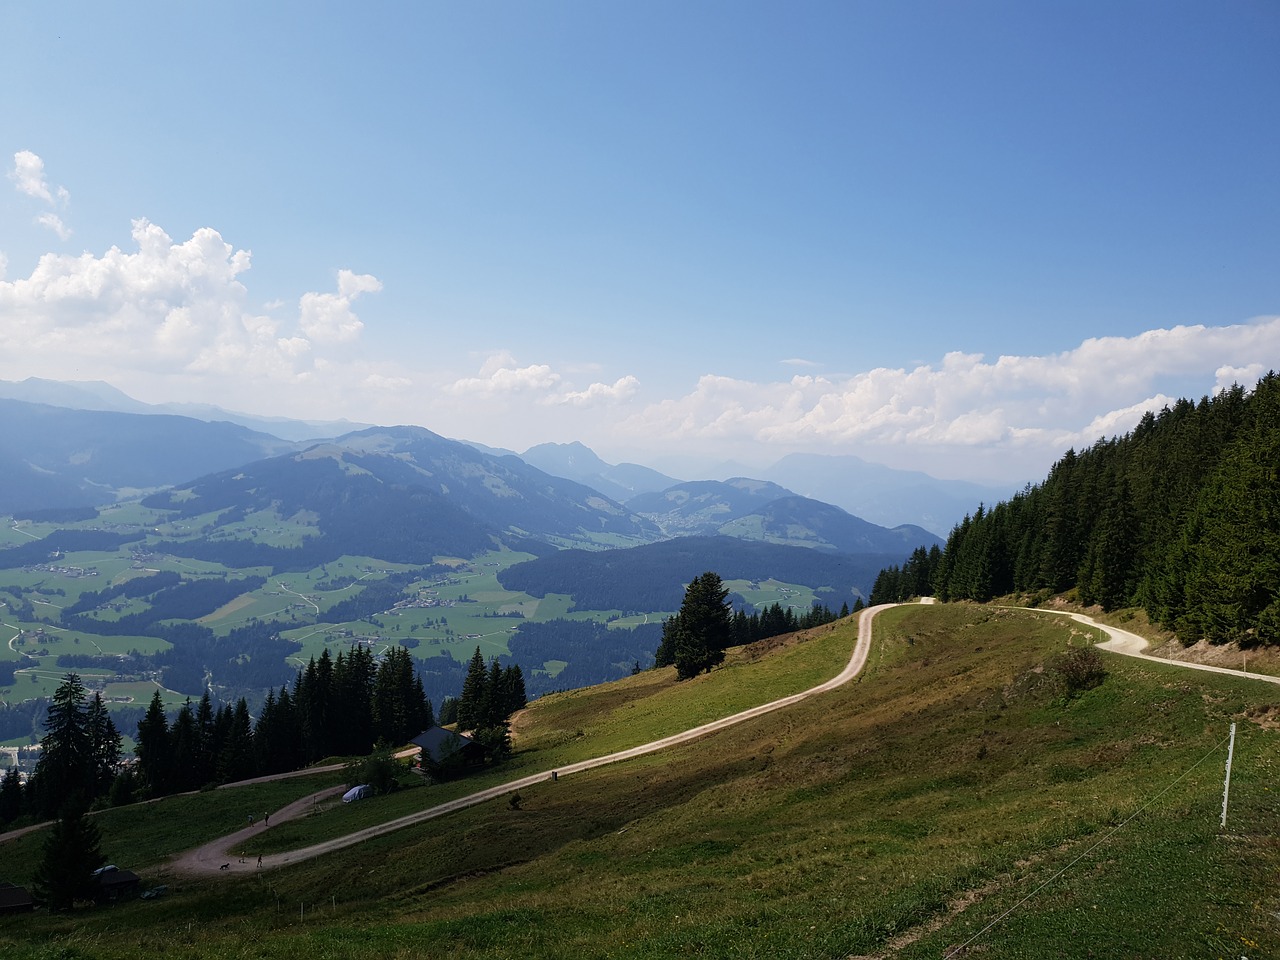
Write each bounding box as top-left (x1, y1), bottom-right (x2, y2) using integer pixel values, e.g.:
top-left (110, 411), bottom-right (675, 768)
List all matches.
top-left (219, 863), bottom-right (230, 871)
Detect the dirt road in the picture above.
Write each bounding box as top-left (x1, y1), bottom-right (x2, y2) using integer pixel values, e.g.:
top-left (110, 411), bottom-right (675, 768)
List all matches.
top-left (164, 602), bottom-right (894, 877)
top-left (1015, 607), bottom-right (1280, 687)
top-left (149, 602), bottom-right (1280, 878)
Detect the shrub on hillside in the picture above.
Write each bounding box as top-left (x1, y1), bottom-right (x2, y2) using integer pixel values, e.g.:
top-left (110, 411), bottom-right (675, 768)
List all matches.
top-left (1050, 646), bottom-right (1107, 696)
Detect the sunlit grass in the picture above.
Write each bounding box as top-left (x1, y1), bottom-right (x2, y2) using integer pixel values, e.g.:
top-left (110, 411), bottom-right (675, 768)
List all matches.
top-left (2, 605), bottom-right (1277, 959)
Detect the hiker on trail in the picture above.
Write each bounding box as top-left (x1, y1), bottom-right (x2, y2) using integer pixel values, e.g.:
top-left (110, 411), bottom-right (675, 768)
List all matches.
top-left (247, 814), bottom-right (254, 827)
top-left (257, 855), bottom-right (262, 868)
top-left (264, 813), bottom-right (270, 826)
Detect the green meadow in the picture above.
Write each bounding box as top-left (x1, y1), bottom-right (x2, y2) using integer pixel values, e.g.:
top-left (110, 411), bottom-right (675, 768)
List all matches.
top-left (2, 603), bottom-right (1275, 958)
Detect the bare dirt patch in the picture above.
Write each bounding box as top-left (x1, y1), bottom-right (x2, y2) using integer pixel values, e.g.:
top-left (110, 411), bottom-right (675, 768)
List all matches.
top-left (1148, 638), bottom-right (1280, 678)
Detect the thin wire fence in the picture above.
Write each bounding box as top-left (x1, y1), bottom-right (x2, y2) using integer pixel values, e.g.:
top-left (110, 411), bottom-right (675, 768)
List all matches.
top-left (942, 728), bottom-right (1234, 959)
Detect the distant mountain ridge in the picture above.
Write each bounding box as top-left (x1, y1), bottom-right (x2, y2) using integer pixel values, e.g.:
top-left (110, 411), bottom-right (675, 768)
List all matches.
top-left (0, 377), bottom-right (370, 441)
top-left (626, 478), bottom-right (796, 535)
top-left (520, 441), bottom-right (680, 503)
top-left (0, 398), bottom-right (300, 515)
top-left (0, 378), bottom-right (995, 541)
top-left (140, 425), bottom-right (662, 563)
top-left (719, 494), bottom-right (942, 553)
top-left (758, 452), bottom-right (1014, 536)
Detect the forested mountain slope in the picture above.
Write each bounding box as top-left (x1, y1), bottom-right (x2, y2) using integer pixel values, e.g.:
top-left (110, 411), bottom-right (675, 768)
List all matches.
top-left (0, 398), bottom-right (299, 514)
top-left (498, 535), bottom-right (899, 612)
top-left (872, 373), bottom-right (1280, 646)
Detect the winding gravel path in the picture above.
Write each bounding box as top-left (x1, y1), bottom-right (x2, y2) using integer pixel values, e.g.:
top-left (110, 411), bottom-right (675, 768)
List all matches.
top-left (166, 602), bottom-right (894, 877)
top-left (162, 601), bottom-right (1280, 878)
top-left (1012, 607), bottom-right (1280, 687)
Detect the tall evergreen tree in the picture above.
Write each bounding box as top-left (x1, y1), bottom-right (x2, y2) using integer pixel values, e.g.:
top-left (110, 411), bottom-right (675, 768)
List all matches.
top-left (85, 692), bottom-right (121, 800)
top-left (217, 698), bottom-right (255, 783)
top-left (134, 689), bottom-right (171, 797)
top-left (456, 647), bottom-right (488, 731)
top-left (0, 765), bottom-right (23, 826)
top-left (194, 690), bottom-right (217, 786)
top-left (657, 571), bottom-right (732, 680)
top-left (31, 796), bottom-right (106, 910)
top-left (169, 699), bottom-right (201, 792)
top-left (30, 674), bottom-right (94, 817)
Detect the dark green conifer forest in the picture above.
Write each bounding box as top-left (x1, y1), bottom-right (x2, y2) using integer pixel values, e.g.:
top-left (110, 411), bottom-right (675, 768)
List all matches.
top-left (872, 373), bottom-right (1280, 647)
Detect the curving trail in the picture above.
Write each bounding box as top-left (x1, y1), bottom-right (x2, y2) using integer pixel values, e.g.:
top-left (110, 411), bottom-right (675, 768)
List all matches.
top-left (1013, 607), bottom-right (1280, 687)
top-left (167, 602), bottom-right (895, 877)
top-left (164, 601), bottom-right (1280, 878)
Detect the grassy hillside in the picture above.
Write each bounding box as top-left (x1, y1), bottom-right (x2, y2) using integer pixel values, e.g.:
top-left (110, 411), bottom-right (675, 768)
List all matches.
top-left (2, 604), bottom-right (1277, 958)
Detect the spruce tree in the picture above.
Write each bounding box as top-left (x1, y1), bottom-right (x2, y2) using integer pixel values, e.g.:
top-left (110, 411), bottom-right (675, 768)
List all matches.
top-left (134, 689), bottom-right (171, 797)
top-left (456, 647), bottom-right (487, 731)
top-left (31, 796), bottom-right (106, 910)
top-left (0, 765), bottom-right (22, 826)
top-left (661, 572), bottom-right (731, 680)
top-left (31, 674), bottom-right (94, 818)
top-left (85, 692), bottom-right (121, 799)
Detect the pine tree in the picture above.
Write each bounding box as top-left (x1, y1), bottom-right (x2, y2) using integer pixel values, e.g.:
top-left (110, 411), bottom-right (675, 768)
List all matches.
top-left (456, 647), bottom-right (487, 731)
top-left (30, 674), bottom-right (94, 818)
top-left (194, 690), bottom-right (217, 786)
top-left (336, 644), bottom-right (376, 755)
top-left (660, 572), bottom-right (731, 680)
top-left (169, 699), bottom-right (200, 792)
top-left (85, 692), bottom-right (121, 800)
top-left (412, 673), bottom-right (434, 734)
top-left (134, 689), bottom-right (171, 797)
top-left (31, 796), bottom-right (106, 910)
top-left (217, 698), bottom-right (255, 783)
top-left (0, 765), bottom-right (22, 826)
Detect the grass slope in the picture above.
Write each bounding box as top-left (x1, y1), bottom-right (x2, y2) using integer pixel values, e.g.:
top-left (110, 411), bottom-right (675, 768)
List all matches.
top-left (2, 604), bottom-right (1277, 959)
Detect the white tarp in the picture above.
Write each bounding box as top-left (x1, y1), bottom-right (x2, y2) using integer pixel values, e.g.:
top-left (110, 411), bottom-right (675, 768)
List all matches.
top-left (342, 784), bottom-right (373, 803)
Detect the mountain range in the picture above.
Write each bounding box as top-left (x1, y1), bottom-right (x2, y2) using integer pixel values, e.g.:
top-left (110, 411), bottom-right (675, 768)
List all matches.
top-left (0, 378), bottom-right (960, 717)
top-left (0, 377), bottom-right (974, 543)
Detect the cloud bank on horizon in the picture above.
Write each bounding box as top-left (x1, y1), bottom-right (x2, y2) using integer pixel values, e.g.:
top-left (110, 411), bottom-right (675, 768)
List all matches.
top-left (3, 149), bottom-right (1274, 487)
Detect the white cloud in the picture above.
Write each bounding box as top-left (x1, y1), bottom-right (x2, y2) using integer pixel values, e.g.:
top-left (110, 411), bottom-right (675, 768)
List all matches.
top-left (555, 375), bottom-right (640, 406)
top-left (10, 150), bottom-right (56, 202)
top-left (449, 358), bottom-right (561, 397)
top-left (36, 212), bottom-right (72, 240)
top-left (11, 151), bottom-right (72, 238)
top-left (298, 269), bottom-right (381, 343)
top-left (616, 316), bottom-right (1280, 480)
top-left (1215, 363), bottom-right (1265, 391)
top-left (447, 355), bottom-right (641, 409)
top-left (364, 372), bottom-right (413, 391)
top-left (0, 218), bottom-right (385, 406)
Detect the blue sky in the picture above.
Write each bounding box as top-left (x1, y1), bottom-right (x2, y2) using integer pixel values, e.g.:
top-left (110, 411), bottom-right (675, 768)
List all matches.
top-left (2, 2), bottom-right (1277, 485)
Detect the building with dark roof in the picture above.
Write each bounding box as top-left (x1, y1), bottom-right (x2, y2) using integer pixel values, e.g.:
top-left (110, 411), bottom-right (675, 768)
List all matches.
top-left (409, 727), bottom-right (485, 770)
top-left (0, 882), bottom-right (35, 914)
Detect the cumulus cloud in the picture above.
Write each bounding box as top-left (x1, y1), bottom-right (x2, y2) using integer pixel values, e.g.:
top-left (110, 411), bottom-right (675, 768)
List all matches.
top-left (298, 269), bottom-right (381, 343)
top-left (10, 150), bottom-right (56, 202)
top-left (10, 151), bottom-right (72, 238)
top-left (617, 316), bottom-right (1280, 479)
top-left (36, 212), bottom-right (72, 241)
top-left (555, 375), bottom-right (640, 406)
top-left (448, 354), bottom-right (639, 408)
top-left (0, 217), bottom-right (382, 398)
top-left (449, 357), bottom-right (561, 397)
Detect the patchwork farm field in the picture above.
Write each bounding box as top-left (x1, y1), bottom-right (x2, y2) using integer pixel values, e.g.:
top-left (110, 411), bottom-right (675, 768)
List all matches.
top-left (3, 507), bottom-right (842, 745)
